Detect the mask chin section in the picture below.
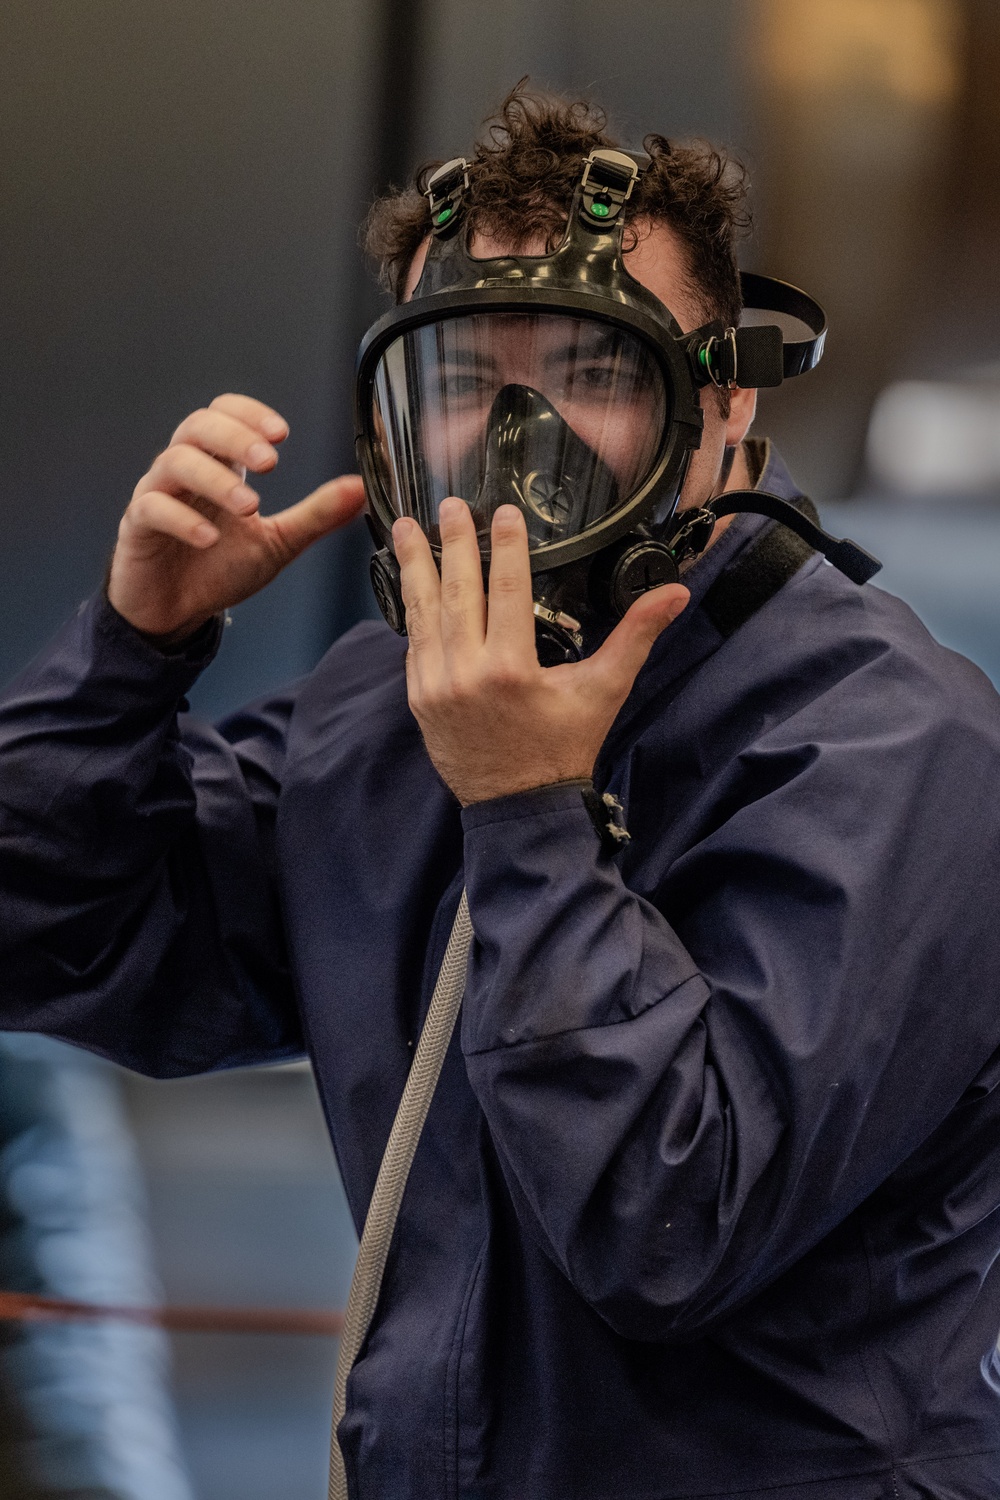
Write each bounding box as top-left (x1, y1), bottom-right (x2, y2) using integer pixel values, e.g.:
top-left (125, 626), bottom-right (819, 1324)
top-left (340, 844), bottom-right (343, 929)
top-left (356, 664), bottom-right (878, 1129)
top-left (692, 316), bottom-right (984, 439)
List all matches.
top-left (532, 602), bottom-right (583, 666)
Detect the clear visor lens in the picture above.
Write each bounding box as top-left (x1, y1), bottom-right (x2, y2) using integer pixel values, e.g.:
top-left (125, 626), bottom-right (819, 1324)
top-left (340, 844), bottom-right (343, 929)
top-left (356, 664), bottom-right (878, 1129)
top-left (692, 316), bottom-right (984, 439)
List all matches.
top-left (369, 312), bottom-right (668, 549)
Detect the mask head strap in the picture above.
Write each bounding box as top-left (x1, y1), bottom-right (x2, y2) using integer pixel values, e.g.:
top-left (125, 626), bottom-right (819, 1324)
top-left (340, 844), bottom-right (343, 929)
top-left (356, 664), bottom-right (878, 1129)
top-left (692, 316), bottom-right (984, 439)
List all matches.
top-left (684, 274), bottom-right (828, 391)
top-left (412, 147), bottom-right (661, 308)
top-left (664, 491), bottom-right (881, 585)
top-left (423, 157), bottom-right (471, 238)
top-left (577, 148), bottom-right (641, 229)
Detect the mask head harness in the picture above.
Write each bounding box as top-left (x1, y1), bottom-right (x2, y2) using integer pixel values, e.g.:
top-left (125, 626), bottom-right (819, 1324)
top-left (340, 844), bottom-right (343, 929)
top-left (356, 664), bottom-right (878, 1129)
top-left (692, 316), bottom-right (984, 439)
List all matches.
top-left (356, 149), bottom-right (879, 662)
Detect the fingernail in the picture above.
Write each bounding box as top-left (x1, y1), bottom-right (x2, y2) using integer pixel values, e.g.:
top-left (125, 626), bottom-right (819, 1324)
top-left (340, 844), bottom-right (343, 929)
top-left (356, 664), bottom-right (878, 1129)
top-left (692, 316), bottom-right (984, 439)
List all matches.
top-left (263, 417), bottom-right (288, 440)
top-left (393, 517), bottom-right (416, 542)
top-left (247, 442), bottom-right (277, 469)
top-left (194, 521), bottom-right (219, 544)
top-left (438, 496), bottom-right (463, 522)
top-left (669, 594), bottom-right (689, 622)
top-left (233, 484), bottom-right (259, 514)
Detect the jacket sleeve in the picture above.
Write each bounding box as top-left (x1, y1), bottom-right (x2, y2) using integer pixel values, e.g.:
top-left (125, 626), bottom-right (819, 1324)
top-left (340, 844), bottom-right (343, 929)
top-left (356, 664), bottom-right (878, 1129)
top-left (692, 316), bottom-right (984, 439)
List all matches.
top-left (459, 696), bottom-right (1000, 1342)
top-left (0, 593), bottom-right (302, 1076)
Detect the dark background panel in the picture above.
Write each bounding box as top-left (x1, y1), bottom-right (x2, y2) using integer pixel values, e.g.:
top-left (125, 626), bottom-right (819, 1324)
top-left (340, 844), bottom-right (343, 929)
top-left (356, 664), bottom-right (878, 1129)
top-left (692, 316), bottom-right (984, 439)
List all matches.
top-left (0, 0), bottom-right (384, 716)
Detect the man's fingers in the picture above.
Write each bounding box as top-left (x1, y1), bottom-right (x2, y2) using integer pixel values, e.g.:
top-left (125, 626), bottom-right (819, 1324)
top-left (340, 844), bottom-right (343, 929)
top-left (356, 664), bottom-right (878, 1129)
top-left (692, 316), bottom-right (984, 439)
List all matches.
top-left (586, 584), bottom-right (690, 698)
top-left (207, 393), bottom-right (289, 445)
top-left (268, 475), bottom-right (366, 559)
top-left (170, 409), bottom-right (281, 474)
top-left (438, 498), bottom-right (486, 660)
top-left (125, 491), bottom-right (221, 549)
top-left (393, 516), bottom-right (443, 684)
top-left (142, 444), bottom-right (259, 516)
top-left (485, 505), bottom-right (536, 662)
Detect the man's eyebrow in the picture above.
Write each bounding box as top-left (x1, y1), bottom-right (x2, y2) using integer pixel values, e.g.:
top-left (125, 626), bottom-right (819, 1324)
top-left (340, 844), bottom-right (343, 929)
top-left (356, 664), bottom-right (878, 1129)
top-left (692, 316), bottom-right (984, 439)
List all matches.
top-left (542, 328), bottom-right (625, 363)
top-left (439, 345), bottom-right (497, 368)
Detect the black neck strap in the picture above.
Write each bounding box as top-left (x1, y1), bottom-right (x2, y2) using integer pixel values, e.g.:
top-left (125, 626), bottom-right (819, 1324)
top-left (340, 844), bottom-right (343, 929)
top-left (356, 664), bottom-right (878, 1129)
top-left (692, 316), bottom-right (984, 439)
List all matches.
top-left (701, 497), bottom-right (817, 640)
top-left (708, 490), bottom-right (881, 585)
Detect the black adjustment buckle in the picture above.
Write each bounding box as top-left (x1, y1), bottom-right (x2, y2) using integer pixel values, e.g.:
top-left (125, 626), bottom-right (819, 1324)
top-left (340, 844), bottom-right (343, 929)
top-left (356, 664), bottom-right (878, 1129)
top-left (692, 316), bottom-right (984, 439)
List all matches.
top-left (696, 327), bottom-right (738, 390)
top-left (665, 507), bottom-right (717, 566)
top-left (579, 149), bottom-right (640, 228)
top-left (425, 157), bottom-right (470, 237)
top-left (581, 786), bottom-right (631, 855)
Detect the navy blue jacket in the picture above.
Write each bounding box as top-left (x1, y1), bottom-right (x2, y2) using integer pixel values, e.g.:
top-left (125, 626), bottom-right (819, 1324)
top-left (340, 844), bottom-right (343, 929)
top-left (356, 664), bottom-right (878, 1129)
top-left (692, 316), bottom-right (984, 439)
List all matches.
top-left (2, 448), bottom-right (1000, 1499)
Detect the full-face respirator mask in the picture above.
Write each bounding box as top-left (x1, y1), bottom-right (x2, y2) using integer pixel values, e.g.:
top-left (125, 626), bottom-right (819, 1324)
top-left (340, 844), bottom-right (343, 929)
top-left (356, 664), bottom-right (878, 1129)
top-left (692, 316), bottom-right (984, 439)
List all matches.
top-left (355, 149), bottom-right (880, 663)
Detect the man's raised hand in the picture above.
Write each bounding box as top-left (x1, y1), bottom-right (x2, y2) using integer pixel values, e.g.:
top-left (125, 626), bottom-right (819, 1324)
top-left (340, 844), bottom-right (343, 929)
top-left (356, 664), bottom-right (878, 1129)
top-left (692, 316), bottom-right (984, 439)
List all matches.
top-left (107, 393), bottom-right (365, 643)
top-left (394, 496), bottom-right (690, 806)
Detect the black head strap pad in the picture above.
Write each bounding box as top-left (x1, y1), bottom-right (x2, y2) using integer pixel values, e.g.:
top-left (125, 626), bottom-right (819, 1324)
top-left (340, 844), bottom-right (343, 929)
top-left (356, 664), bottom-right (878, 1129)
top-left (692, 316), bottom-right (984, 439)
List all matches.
top-left (410, 148), bottom-right (675, 330)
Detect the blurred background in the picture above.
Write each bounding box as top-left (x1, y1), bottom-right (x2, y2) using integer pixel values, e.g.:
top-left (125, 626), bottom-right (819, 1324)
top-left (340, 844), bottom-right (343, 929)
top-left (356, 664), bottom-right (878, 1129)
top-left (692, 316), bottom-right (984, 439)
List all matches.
top-left (0, 1), bottom-right (998, 1496)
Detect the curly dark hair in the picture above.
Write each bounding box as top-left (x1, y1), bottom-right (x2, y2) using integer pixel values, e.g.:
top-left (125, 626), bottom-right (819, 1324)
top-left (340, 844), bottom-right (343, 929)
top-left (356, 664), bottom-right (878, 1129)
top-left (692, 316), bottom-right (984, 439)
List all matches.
top-left (362, 81), bottom-right (752, 329)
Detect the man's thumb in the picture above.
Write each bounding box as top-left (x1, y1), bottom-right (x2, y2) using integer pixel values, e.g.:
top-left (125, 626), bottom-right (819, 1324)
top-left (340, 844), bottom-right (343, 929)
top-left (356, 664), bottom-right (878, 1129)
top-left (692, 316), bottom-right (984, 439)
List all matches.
top-left (590, 583), bottom-right (690, 691)
top-left (271, 475), bottom-right (366, 558)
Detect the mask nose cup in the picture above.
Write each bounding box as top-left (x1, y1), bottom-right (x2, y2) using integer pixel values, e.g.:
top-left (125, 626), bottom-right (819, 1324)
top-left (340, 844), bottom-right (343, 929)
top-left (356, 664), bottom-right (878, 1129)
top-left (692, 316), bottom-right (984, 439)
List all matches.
top-left (474, 384), bottom-right (620, 547)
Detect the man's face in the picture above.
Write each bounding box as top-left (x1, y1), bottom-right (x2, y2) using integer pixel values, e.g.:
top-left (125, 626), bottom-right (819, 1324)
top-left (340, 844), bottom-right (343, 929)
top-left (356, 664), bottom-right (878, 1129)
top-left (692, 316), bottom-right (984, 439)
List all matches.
top-left (402, 220), bottom-right (757, 516)
top-left (408, 312), bottom-right (667, 531)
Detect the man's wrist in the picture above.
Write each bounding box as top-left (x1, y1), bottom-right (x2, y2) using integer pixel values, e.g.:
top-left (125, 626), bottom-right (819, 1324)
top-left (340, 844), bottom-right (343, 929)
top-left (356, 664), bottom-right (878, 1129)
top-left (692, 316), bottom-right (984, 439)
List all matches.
top-left (102, 590), bottom-right (222, 657)
top-left (97, 590), bottom-right (225, 666)
top-left (134, 615), bottom-right (223, 655)
top-left (464, 775), bottom-right (591, 803)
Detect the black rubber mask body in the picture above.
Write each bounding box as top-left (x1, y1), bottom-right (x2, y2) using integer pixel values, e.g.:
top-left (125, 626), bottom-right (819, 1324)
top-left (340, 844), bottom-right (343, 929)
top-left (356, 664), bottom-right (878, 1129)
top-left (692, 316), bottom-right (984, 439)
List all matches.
top-left (473, 384), bottom-right (621, 549)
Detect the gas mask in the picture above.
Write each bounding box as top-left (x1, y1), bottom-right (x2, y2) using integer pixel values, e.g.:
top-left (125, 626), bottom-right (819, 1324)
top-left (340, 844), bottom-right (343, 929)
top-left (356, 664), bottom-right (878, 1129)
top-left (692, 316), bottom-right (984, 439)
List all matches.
top-left (355, 149), bottom-right (879, 662)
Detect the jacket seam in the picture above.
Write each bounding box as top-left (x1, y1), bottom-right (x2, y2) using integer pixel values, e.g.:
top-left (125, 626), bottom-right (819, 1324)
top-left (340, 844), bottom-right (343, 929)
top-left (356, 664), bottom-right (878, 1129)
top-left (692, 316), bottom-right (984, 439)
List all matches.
top-left (634, 1459), bottom-right (896, 1498)
top-left (584, 1460), bottom-right (894, 1498)
top-left (463, 969), bottom-right (704, 1056)
top-left (856, 1218), bottom-right (898, 1497)
top-left (443, 1236), bottom-right (488, 1500)
top-left (629, 1448), bottom-right (1000, 1498)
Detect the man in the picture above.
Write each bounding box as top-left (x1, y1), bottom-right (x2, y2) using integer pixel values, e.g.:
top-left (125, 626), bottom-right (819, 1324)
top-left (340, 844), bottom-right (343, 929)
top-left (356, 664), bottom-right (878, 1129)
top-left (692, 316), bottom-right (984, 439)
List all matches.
top-left (2, 85), bottom-right (1000, 1499)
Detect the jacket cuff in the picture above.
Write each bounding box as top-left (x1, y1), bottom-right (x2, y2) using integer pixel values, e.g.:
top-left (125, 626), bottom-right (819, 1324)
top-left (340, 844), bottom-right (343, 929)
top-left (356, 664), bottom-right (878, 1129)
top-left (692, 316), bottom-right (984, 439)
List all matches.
top-left (462, 779), bottom-right (631, 857)
top-left (460, 780), bottom-right (594, 833)
top-left (0, 593), bottom-right (224, 824)
top-left (94, 592), bottom-right (224, 675)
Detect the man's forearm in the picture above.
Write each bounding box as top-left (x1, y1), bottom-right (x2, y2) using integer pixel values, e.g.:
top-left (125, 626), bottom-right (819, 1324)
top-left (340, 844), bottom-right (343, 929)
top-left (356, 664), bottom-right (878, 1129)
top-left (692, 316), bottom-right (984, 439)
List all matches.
top-left (457, 775), bottom-right (986, 1343)
top-left (0, 592), bottom-right (298, 1074)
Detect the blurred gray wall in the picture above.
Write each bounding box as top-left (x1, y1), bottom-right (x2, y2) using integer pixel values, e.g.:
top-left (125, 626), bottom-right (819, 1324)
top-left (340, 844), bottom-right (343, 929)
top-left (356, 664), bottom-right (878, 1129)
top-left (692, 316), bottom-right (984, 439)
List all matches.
top-left (1, 0), bottom-right (385, 716)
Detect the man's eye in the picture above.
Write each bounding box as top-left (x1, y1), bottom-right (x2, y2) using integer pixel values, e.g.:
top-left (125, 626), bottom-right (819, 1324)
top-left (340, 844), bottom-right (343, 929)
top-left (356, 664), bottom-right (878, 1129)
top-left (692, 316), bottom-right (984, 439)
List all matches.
top-left (441, 369), bottom-right (490, 399)
top-left (570, 363), bottom-right (618, 391)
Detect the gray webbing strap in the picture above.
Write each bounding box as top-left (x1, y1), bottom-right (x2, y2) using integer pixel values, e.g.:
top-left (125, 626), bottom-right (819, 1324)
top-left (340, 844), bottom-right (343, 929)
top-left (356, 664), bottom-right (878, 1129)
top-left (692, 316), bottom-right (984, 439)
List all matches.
top-left (328, 889), bottom-right (474, 1500)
